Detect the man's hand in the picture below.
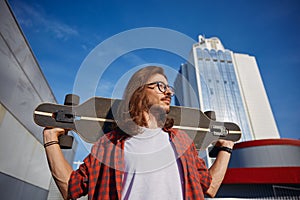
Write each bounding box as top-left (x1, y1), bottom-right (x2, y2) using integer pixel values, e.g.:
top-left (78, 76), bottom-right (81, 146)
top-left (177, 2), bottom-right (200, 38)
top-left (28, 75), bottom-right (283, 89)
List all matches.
top-left (43, 128), bottom-right (66, 144)
top-left (215, 139), bottom-right (234, 149)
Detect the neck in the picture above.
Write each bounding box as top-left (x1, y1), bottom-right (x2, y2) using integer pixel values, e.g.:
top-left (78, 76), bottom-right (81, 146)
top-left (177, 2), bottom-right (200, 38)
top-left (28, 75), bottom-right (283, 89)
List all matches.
top-left (143, 111), bottom-right (159, 129)
top-left (143, 110), bottom-right (167, 129)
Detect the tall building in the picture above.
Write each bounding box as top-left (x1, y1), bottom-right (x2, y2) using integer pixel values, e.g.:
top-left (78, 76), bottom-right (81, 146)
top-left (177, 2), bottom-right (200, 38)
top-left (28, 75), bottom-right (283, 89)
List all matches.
top-left (175, 35), bottom-right (280, 144)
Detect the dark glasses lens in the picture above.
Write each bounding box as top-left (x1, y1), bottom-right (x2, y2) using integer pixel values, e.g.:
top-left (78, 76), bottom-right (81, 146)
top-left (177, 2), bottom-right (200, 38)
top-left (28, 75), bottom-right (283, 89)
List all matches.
top-left (147, 81), bottom-right (175, 96)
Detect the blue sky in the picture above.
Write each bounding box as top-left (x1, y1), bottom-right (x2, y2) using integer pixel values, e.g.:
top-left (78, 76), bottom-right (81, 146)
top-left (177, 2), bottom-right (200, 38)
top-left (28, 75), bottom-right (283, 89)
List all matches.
top-left (8, 0), bottom-right (300, 144)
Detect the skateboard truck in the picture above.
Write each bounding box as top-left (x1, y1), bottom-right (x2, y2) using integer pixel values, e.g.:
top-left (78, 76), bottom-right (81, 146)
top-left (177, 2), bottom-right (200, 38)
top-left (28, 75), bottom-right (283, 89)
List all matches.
top-left (57, 94), bottom-right (80, 149)
top-left (208, 124), bottom-right (230, 157)
top-left (205, 111), bottom-right (228, 136)
top-left (209, 125), bottom-right (228, 137)
top-left (55, 110), bottom-right (74, 123)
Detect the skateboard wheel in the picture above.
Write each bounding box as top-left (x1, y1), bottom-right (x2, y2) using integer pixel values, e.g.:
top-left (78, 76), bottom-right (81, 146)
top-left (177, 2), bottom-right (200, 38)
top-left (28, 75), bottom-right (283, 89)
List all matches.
top-left (64, 94), bottom-right (80, 106)
top-left (58, 134), bottom-right (74, 149)
top-left (204, 111), bottom-right (216, 121)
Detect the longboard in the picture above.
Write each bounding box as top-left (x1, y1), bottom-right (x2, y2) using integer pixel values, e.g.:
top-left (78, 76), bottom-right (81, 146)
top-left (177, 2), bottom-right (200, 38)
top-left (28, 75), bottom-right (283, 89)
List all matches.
top-left (34, 94), bottom-right (241, 151)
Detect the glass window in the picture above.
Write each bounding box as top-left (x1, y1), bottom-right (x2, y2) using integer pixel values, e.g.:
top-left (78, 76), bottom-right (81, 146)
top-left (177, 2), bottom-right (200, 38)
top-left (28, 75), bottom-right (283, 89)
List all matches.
top-left (210, 49), bottom-right (218, 61)
top-left (203, 49), bottom-right (211, 60)
top-left (196, 48), bottom-right (203, 58)
top-left (224, 50), bottom-right (232, 61)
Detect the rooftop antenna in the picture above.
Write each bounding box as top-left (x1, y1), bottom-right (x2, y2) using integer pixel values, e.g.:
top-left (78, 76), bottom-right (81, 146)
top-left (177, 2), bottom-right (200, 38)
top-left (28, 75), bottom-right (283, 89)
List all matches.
top-left (199, 34), bottom-right (205, 44)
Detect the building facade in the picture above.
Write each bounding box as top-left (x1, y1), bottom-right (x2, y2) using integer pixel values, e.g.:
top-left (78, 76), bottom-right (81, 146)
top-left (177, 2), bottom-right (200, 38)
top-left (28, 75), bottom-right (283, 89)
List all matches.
top-left (174, 35), bottom-right (299, 199)
top-left (0, 1), bottom-right (77, 199)
top-left (175, 36), bottom-right (280, 144)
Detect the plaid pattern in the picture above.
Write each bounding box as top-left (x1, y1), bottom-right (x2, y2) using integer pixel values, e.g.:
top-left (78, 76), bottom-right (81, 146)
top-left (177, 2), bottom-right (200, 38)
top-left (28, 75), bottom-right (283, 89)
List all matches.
top-left (68, 129), bottom-right (211, 200)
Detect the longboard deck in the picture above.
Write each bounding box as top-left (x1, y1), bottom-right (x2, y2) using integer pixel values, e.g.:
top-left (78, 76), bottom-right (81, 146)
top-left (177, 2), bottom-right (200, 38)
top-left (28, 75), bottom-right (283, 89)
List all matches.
top-left (34, 96), bottom-right (241, 150)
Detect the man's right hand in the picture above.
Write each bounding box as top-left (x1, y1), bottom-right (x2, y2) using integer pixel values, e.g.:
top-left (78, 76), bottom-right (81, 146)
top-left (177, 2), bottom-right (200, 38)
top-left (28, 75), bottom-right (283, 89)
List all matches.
top-left (43, 128), bottom-right (66, 144)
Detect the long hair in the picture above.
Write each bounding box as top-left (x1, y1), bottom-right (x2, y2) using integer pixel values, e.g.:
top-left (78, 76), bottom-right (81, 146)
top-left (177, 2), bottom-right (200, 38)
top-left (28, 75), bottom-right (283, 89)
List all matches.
top-left (115, 66), bottom-right (174, 135)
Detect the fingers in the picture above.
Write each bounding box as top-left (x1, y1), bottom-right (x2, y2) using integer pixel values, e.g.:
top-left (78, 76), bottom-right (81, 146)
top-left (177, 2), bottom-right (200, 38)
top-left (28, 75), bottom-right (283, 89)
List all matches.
top-left (43, 127), bottom-right (66, 139)
top-left (215, 139), bottom-right (234, 148)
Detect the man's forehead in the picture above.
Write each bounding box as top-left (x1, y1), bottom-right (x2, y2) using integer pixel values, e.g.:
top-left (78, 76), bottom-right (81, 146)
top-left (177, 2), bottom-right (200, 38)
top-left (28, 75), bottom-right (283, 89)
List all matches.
top-left (147, 74), bottom-right (168, 82)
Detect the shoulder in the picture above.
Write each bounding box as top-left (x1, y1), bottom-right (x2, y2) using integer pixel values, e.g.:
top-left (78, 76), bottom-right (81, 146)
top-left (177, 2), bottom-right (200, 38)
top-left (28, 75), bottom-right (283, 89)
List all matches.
top-left (90, 130), bottom-right (125, 154)
top-left (164, 128), bottom-right (195, 154)
top-left (164, 128), bottom-right (192, 142)
top-left (94, 129), bottom-right (126, 145)
top-left (88, 130), bottom-right (125, 169)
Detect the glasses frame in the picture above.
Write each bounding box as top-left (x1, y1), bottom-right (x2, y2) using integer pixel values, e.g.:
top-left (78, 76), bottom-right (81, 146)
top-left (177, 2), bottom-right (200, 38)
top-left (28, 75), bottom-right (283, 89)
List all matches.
top-left (146, 81), bottom-right (175, 96)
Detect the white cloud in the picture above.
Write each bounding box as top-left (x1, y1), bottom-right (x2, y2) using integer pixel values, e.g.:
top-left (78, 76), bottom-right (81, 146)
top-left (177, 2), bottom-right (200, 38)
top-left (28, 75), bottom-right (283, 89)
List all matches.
top-left (13, 1), bottom-right (78, 40)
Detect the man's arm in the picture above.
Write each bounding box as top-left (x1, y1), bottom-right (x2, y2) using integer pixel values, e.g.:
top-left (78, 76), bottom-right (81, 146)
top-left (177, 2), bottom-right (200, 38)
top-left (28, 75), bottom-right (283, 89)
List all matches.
top-left (43, 128), bottom-right (73, 200)
top-left (206, 140), bottom-right (234, 197)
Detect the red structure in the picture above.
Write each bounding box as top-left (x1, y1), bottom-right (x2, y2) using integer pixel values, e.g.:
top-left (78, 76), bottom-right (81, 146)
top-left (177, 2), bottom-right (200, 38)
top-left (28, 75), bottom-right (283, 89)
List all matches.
top-left (217, 139), bottom-right (300, 198)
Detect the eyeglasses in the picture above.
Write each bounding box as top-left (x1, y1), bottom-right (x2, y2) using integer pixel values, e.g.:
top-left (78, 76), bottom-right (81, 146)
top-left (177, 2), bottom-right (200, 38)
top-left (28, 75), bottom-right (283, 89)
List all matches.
top-left (146, 81), bottom-right (175, 96)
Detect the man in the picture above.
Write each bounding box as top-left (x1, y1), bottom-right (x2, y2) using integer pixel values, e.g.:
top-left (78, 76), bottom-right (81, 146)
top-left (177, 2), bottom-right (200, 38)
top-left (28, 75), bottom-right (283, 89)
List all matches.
top-left (43, 66), bottom-right (234, 199)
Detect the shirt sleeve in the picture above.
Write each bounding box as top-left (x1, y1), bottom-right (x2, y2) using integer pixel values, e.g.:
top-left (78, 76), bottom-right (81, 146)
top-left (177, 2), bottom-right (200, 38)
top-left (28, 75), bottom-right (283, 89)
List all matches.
top-left (192, 144), bottom-right (212, 192)
top-left (68, 155), bottom-right (91, 199)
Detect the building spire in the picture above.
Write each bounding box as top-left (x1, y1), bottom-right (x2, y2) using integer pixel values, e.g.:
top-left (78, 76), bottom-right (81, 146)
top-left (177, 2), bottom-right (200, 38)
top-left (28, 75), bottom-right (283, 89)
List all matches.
top-left (198, 35), bottom-right (205, 44)
top-left (197, 35), bottom-right (225, 50)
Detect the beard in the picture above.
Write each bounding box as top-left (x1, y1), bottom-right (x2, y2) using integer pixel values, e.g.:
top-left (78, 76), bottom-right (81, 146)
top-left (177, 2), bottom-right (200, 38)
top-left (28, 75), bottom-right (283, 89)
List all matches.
top-left (148, 104), bottom-right (168, 127)
top-left (147, 95), bottom-right (171, 112)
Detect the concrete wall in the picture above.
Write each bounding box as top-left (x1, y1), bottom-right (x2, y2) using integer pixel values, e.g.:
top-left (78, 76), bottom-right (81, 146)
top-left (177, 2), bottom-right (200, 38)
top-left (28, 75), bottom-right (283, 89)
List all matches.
top-left (0, 0), bottom-right (75, 199)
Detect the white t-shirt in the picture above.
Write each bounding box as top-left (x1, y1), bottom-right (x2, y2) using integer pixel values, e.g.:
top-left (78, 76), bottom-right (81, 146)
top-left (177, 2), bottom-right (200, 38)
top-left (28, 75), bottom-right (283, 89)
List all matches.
top-left (121, 127), bottom-right (184, 200)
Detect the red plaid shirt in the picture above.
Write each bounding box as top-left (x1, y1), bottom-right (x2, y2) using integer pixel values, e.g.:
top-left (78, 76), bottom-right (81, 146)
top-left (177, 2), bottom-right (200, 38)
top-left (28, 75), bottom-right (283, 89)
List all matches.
top-left (68, 128), bottom-right (211, 200)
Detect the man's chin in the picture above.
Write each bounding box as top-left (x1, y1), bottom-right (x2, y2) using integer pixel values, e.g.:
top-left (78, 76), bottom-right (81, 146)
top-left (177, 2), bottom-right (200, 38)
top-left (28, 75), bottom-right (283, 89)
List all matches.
top-left (149, 104), bottom-right (169, 115)
top-left (159, 103), bottom-right (170, 113)
top-left (165, 106), bottom-right (170, 114)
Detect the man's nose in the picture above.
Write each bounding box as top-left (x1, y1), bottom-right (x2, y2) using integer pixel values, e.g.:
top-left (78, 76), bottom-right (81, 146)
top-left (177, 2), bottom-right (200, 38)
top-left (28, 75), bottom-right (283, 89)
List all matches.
top-left (165, 87), bottom-right (174, 96)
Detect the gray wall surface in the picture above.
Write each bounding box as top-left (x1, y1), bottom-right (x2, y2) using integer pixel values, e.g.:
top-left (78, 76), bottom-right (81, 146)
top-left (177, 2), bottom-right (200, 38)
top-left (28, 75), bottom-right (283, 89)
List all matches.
top-left (0, 0), bottom-right (76, 199)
